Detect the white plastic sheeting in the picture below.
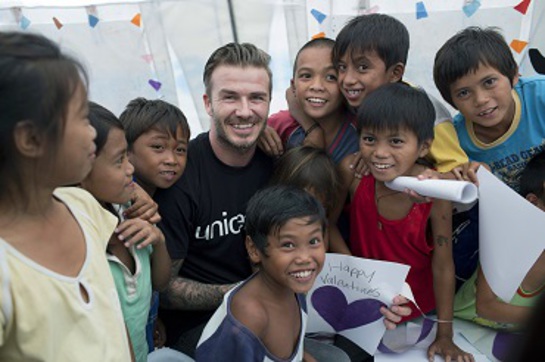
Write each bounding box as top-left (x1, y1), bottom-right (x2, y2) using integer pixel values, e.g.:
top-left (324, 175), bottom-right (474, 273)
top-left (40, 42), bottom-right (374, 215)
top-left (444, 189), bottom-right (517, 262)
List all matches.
top-left (0, 0), bottom-right (543, 136)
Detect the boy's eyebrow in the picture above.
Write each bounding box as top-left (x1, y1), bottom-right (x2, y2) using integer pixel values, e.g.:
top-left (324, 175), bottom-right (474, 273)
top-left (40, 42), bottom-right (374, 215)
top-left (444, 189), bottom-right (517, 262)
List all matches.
top-left (110, 146), bottom-right (128, 159)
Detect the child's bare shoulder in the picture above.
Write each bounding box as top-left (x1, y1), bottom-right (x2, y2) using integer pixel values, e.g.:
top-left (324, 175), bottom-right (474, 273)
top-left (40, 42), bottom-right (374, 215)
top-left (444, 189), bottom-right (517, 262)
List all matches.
top-left (231, 287), bottom-right (269, 338)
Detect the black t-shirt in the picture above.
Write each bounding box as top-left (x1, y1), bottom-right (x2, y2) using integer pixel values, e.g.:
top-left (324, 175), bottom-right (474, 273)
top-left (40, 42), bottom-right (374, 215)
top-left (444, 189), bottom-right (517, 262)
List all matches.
top-left (155, 132), bottom-right (273, 345)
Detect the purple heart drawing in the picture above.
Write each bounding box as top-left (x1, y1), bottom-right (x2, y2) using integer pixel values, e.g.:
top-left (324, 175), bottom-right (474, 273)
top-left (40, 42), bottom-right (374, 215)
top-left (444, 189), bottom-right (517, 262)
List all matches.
top-left (492, 331), bottom-right (520, 361)
top-left (311, 285), bottom-right (385, 332)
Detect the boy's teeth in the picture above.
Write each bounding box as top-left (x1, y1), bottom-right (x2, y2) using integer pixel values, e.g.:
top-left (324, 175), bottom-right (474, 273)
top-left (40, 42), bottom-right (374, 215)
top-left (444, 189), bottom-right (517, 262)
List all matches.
top-left (291, 270), bottom-right (312, 278)
top-left (374, 163), bottom-right (392, 169)
top-left (308, 98), bottom-right (325, 104)
top-left (347, 90), bottom-right (360, 96)
top-left (479, 108), bottom-right (494, 116)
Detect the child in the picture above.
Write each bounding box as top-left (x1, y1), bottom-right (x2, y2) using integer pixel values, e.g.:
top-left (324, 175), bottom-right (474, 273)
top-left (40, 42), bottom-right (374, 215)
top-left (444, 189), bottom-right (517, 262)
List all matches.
top-left (0, 32), bottom-right (132, 360)
top-left (434, 26), bottom-right (545, 193)
top-left (333, 13), bottom-right (483, 288)
top-left (81, 101), bottom-right (172, 362)
top-left (434, 26), bottom-right (545, 288)
top-left (262, 37), bottom-right (359, 165)
top-left (195, 184), bottom-right (327, 361)
top-left (270, 146), bottom-right (340, 215)
top-left (119, 97), bottom-right (190, 197)
top-left (269, 146), bottom-right (348, 253)
top-left (454, 149), bottom-right (545, 330)
top-left (337, 83), bottom-right (473, 361)
top-left (119, 97), bottom-right (190, 350)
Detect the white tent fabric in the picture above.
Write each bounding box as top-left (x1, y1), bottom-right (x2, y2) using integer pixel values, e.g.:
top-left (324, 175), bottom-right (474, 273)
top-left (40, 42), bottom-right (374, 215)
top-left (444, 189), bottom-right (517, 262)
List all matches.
top-left (1, 0), bottom-right (543, 137)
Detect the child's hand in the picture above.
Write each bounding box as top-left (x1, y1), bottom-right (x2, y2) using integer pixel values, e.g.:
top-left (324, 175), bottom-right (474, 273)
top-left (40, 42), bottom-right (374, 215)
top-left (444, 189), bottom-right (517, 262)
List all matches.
top-left (125, 185), bottom-right (161, 224)
top-left (153, 318), bottom-right (167, 348)
top-left (380, 295), bottom-right (412, 330)
top-left (257, 125), bottom-right (284, 158)
top-left (116, 218), bottom-right (165, 249)
top-left (451, 161), bottom-right (487, 186)
top-left (403, 169), bottom-right (441, 203)
top-left (302, 350), bottom-right (317, 362)
top-left (427, 335), bottom-right (474, 362)
top-left (349, 151), bottom-right (369, 179)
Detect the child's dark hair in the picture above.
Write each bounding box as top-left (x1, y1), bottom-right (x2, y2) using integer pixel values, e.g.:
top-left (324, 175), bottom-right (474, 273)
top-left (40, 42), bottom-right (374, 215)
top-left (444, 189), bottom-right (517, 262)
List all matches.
top-left (270, 146), bottom-right (340, 213)
top-left (293, 37), bottom-right (335, 76)
top-left (519, 150), bottom-right (545, 199)
top-left (88, 102), bottom-right (124, 156)
top-left (357, 83), bottom-right (435, 144)
top-left (0, 31), bottom-right (87, 201)
top-left (119, 98), bottom-right (190, 149)
top-left (245, 184), bottom-right (327, 255)
top-left (434, 26), bottom-right (518, 108)
top-left (332, 14), bottom-right (409, 72)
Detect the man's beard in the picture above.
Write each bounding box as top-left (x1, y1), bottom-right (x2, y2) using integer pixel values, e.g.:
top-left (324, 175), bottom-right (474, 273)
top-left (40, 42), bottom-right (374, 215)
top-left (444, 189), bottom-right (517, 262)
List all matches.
top-left (213, 115), bottom-right (265, 154)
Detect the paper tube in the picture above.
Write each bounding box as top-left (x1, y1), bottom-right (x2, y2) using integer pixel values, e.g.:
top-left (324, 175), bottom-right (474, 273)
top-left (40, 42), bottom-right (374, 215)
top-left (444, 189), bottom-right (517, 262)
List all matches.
top-left (385, 177), bottom-right (478, 204)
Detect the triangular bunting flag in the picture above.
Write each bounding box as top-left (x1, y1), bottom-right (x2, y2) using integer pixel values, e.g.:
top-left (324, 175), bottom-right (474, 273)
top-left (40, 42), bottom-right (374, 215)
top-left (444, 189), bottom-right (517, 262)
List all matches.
top-left (53, 17), bottom-right (63, 30)
top-left (148, 79), bottom-right (162, 91)
top-left (510, 39), bottom-right (528, 53)
top-left (310, 9), bottom-right (326, 24)
top-left (141, 54), bottom-right (154, 63)
top-left (20, 16), bottom-right (31, 30)
top-left (462, 0), bottom-right (481, 17)
top-left (416, 2), bottom-right (428, 19)
top-left (514, 0), bottom-right (531, 15)
top-left (88, 14), bottom-right (99, 28)
top-left (131, 13), bottom-right (141, 27)
top-left (311, 32), bottom-right (325, 40)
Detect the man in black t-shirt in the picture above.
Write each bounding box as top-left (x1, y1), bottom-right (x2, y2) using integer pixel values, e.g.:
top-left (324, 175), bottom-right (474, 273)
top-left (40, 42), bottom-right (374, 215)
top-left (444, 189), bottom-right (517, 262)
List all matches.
top-left (155, 42), bottom-right (274, 356)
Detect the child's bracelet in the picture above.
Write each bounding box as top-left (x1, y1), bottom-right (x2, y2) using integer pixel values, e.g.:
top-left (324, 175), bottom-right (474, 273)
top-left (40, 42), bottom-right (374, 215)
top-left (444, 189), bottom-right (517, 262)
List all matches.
top-left (304, 122), bottom-right (319, 138)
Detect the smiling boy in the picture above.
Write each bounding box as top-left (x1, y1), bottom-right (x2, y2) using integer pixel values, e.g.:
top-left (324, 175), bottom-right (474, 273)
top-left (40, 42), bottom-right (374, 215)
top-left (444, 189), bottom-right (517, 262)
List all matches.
top-left (195, 185), bottom-right (327, 362)
top-left (433, 26), bottom-right (545, 192)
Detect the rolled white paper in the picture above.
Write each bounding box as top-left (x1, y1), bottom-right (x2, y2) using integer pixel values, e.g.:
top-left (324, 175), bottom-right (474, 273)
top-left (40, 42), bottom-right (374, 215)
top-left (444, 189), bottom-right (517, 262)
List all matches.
top-left (384, 177), bottom-right (478, 204)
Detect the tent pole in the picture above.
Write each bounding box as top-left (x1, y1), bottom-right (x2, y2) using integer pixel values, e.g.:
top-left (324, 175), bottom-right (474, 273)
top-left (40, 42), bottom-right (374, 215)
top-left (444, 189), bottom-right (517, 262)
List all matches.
top-left (227, 0), bottom-right (239, 43)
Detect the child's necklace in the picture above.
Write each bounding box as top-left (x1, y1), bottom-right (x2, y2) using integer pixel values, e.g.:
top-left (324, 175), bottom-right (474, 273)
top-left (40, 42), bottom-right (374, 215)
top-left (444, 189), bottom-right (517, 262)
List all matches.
top-left (374, 183), bottom-right (401, 231)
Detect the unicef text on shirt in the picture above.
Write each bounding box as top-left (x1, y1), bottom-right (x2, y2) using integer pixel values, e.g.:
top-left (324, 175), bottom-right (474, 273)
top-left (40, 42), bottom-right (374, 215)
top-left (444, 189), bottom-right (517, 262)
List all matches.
top-left (195, 212), bottom-right (245, 240)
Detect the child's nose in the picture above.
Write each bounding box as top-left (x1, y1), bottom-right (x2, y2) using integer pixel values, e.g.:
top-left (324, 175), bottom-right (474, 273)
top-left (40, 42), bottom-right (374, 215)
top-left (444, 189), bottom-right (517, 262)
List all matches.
top-left (473, 88), bottom-right (489, 106)
top-left (310, 79), bottom-right (325, 91)
top-left (126, 161), bottom-right (135, 176)
top-left (163, 151), bottom-right (178, 165)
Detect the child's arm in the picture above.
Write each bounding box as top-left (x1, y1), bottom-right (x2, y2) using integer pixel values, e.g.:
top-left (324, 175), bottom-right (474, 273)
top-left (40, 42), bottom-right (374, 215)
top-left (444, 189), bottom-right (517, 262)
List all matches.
top-left (257, 125), bottom-right (284, 158)
top-left (428, 98), bottom-right (469, 174)
top-left (124, 183), bottom-right (161, 224)
top-left (327, 155), bottom-right (355, 255)
top-left (115, 219), bottom-right (171, 291)
top-left (125, 324), bottom-right (136, 362)
top-left (475, 267), bottom-right (532, 324)
top-left (286, 86), bottom-right (325, 149)
top-left (428, 199), bottom-right (474, 361)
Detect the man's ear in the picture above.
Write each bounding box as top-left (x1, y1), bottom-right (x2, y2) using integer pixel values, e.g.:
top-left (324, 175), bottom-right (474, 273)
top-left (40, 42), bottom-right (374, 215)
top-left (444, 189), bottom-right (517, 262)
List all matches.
top-left (13, 120), bottom-right (47, 158)
top-left (246, 236), bottom-right (262, 265)
top-left (203, 93), bottom-right (213, 117)
top-left (418, 139), bottom-right (432, 158)
top-left (389, 62), bottom-right (405, 83)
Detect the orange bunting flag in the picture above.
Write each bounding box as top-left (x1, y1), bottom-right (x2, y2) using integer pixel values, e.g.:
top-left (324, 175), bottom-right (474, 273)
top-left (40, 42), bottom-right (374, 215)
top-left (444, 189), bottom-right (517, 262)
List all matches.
top-left (53, 17), bottom-right (63, 29)
top-left (312, 32), bottom-right (325, 40)
top-left (131, 13), bottom-right (141, 27)
top-left (510, 39), bottom-right (528, 53)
